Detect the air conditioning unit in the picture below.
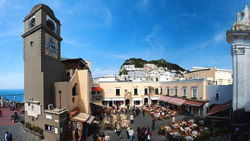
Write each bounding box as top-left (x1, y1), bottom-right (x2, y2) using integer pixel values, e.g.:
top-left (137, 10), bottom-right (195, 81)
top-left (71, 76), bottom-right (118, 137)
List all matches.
top-left (48, 104), bottom-right (54, 110)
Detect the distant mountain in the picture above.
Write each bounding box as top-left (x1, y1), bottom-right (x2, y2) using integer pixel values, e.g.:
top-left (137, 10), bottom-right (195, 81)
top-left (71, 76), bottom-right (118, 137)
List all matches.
top-left (121, 58), bottom-right (185, 73)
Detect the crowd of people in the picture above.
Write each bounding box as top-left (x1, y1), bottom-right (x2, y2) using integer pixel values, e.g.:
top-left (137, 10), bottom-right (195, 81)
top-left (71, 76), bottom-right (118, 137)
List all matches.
top-left (159, 118), bottom-right (209, 140)
top-left (4, 131), bottom-right (13, 141)
top-left (143, 104), bottom-right (178, 120)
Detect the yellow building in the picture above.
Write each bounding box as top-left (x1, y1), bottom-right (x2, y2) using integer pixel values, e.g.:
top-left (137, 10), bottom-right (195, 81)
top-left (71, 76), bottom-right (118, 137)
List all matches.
top-left (92, 79), bottom-right (208, 116)
top-left (183, 66), bottom-right (232, 85)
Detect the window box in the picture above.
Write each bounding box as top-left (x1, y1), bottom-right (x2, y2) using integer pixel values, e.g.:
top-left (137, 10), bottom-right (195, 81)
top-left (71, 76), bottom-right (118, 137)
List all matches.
top-left (182, 96), bottom-right (186, 98)
top-left (191, 97), bottom-right (197, 100)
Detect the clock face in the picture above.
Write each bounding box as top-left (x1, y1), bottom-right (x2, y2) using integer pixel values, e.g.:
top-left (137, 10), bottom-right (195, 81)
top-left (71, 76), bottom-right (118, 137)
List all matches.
top-left (45, 35), bottom-right (58, 58)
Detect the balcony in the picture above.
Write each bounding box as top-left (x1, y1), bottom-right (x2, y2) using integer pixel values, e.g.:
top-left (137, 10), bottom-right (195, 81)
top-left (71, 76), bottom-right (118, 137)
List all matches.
top-left (92, 93), bottom-right (103, 100)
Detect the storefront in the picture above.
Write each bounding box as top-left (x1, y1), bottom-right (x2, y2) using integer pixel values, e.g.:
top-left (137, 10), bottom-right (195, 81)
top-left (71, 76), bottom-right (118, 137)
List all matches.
top-left (183, 100), bottom-right (205, 116)
top-left (167, 97), bottom-right (185, 111)
top-left (69, 108), bottom-right (95, 140)
top-left (150, 97), bottom-right (159, 105)
top-left (133, 97), bottom-right (142, 106)
top-left (159, 96), bottom-right (172, 106)
top-left (102, 97), bottom-right (125, 108)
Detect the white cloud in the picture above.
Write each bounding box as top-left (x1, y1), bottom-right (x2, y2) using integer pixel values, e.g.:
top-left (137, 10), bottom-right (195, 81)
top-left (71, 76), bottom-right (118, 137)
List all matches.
top-left (214, 32), bottom-right (225, 43)
top-left (0, 73), bottom-right (24, 89)
top-left (92, 68), bottom-right (118, 77)
top-left (144, 25), bottom-right (160, 42)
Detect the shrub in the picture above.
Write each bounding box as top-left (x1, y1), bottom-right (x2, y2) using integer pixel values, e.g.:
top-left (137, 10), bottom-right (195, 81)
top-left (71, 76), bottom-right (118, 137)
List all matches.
top-left (32, 125), bottom-right (39, 132)
top-left (25, 122), bottom-right (31, 129)
top-left (212, 129), bottom-right (219, 136)
top-left (37, 127), bottom-right (43, 135)
top-left (203, 130), bottom-right (211, 138)
top-left (197, 134), bottom-right (205, 141)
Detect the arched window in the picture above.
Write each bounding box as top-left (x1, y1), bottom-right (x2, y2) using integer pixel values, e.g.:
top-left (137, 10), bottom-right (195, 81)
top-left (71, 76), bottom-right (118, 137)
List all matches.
top-left (29, 17), bottom-right (35, 29)
top-left (46, 19), bottom-right (56, 32)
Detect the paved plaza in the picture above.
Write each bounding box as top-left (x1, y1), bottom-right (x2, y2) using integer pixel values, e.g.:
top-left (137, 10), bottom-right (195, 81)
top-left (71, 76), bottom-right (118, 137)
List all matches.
top-left (87, 110), bottom-right (188, 141)
top-left (0, 108), bottom-right (230, 141)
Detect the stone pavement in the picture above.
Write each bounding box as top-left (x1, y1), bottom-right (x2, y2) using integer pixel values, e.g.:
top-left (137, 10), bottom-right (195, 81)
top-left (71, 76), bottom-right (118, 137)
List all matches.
top-left (0, 123), bottom-right (38, 141)
top-left (86, 110), bottom-right (189, 141)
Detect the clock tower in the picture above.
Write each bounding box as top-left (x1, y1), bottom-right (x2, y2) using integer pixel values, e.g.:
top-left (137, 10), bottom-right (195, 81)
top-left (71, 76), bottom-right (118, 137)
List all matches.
top-left (22, 4), bottom-right (67, 140)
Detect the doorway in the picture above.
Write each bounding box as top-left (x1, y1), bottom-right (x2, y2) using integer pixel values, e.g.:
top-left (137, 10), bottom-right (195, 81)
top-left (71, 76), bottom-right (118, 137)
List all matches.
top-left (144, 98), bottom-right (148, 105)
top-left (125, 99), bottom-right (130, 106)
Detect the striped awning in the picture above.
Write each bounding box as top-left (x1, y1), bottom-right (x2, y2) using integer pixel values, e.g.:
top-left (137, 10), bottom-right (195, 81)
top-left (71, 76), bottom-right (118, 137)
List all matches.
top-left (159, 96), bottom-right (172, 102)
top-left (168, 98), bottom-right (185, 106)
top-left (183, 100), bottom-right (204, 107)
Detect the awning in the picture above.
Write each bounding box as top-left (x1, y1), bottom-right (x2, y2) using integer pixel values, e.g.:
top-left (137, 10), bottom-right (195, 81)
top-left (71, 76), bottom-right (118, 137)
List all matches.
top-left (87, 116), bottom-right (95, 124)
top-left (103, 97), bottom-right (125, 101)
top-left (183, 100), bottom-right (204, 107)
top-left (159, 96), bottom-right (172, 102)
top-left (92, 87), bottom-right (103, 91)
top-left (71, 112), bottom-right (95, 124)
top-left (150, 97), bottom-right (159, 100)
top-left (133, 97), bottom-right (142, 101)
top-left (168, 98), bottom-right (185, 106)
top-left (71, 113), bottom-right (90, 122)
top-left (206, 101), bottom-right (231, 116)
top-left (92, 100), bottom-right (104, 107)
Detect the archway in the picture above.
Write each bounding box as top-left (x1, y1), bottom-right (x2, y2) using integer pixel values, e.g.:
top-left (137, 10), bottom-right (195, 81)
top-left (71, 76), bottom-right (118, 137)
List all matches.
top-left (125, 99), bottom-right (130, 106)
top-left (144, 97), bottom-right (149, 105)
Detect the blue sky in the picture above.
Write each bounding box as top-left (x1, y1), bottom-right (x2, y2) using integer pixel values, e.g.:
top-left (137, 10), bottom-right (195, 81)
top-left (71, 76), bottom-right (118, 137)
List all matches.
top-left (0, 0), bottom-right (248, 89)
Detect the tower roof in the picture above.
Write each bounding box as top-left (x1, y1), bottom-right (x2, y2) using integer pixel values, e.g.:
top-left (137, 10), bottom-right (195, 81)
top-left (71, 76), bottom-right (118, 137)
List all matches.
top-left (24, 4), bottom-right (56, 22)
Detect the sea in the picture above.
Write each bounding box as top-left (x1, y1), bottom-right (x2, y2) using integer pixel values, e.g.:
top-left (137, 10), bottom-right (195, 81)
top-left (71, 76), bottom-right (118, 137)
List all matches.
top-left (0, 89), bottom-right (24, 102)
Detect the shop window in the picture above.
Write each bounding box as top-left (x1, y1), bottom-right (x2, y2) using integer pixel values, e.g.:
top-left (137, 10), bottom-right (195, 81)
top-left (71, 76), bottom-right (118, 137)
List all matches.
top-left (45, 124), bottom-right (55, 133)
top-left (134, 101), bottom-right (140, 105)
top-left (116, 89), bottom-right (120, 96)
top-left (160, 88), bottom-right (163, 94)
top-left (134, 88), bottom-right (138, 95)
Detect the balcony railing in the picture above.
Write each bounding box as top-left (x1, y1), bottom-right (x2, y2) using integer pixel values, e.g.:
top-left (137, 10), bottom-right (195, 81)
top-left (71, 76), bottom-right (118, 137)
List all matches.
top-left (92, 93), bottom-right (103, 100)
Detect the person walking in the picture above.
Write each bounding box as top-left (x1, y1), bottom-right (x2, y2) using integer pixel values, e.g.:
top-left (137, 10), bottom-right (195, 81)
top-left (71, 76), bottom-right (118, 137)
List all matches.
top-left (5, 132), bottom-right (9, 141)
top-left (120, 137), bottom-right (125, 141)
top-left (93, 134), bottom-right (98, 141)
top-left (142, 109), bottom-right (145, 117)
top-left (151, 119), bottom-right (155, 131)
top-left (145, 127), bottom-right (152, 141)
top-left (128, 128), bottom-right (134, 141)
top-left (172, 116), bottom-right (175, 123)
top-left (104, 133), bottom-right (110, 141)
top-left (126, 127), bottom-right (130, 139)
top-left (116, 123), bottom-right (121, 136)
top-left (75, 129), bottom-right (79, 141)
top-left (130, 114), bottom-right (134, 124)
top-left (8, 133), bottom-right (13, 141)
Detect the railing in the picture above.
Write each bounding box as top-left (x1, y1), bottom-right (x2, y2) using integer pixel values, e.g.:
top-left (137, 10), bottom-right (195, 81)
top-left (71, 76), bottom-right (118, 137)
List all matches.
top-left (92, 94), bottom-right (103, 100)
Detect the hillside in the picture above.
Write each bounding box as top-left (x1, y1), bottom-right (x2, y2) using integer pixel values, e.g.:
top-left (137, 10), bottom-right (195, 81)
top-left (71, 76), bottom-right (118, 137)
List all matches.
top-left (121, 58), bottom-right (185, 73)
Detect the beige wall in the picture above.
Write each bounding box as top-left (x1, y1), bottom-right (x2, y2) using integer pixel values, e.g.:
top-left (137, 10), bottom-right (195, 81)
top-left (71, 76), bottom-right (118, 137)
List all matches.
top-left (184, 69), bottom-right (215, 81)
top-left (94, 80), bottom-right (207, 101)
top-left (55, 69), bottom-right (92, 114)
